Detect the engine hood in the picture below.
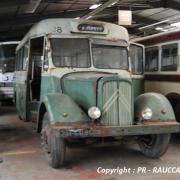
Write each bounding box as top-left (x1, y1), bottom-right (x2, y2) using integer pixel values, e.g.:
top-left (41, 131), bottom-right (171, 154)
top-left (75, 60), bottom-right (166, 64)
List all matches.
top-left (62, 71), bottom-right (130, 112)
top-left (62, 71), bottom-right (113, 81)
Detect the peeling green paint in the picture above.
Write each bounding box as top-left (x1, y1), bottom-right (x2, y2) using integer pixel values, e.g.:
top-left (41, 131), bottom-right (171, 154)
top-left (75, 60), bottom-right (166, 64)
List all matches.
top-left (132, 79), bottom-right (144, 98)
top-left (135, 93), bottom-right (175, 121)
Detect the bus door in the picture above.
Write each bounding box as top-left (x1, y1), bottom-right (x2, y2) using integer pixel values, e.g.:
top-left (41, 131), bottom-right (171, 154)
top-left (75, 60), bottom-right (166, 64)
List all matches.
top-left (27, 37), bottom-right (44, 121)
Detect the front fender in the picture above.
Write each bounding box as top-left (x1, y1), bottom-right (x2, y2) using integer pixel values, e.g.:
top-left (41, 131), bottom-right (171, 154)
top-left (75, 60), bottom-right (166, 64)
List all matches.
top-left (39, 93), bottom-right (89, 125)
top-left (135, 93), bottom-right (175, 121)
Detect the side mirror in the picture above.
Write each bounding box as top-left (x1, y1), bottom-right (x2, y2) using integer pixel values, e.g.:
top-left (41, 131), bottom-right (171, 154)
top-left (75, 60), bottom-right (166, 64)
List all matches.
top-left (2, 64), bottom-right (7, 73)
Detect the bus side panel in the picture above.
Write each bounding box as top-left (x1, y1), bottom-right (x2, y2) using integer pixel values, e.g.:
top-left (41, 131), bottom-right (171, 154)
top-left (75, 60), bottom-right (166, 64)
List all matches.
top-left (15, 71), bottom-right (28, 120)
top-left (132, 78), bottom-right (144, 98)
top-left (145, 81), bottom-right (180, 96)
top-left (40, 75), bottom-right (62, 101)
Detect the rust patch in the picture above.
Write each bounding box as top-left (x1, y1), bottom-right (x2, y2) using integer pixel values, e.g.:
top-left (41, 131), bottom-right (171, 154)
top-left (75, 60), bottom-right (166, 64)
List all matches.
top-left (52, 120), bottom-right (180, 137)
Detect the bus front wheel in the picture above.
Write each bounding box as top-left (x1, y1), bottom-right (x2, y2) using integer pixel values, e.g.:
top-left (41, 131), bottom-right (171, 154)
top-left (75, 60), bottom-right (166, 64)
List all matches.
top-left (138, 134), bottom-right (170, 158)
top-left (41, 112), bottom-right (66, 169)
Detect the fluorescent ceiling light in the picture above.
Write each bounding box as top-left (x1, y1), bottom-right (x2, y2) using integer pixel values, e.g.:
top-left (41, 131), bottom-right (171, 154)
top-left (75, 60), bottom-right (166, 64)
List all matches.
top-left (171, 22), bottom-right (180, 27)
top-left (111, 2), bottom-right (117, 6)
top-left (155, 27), bottom-right (170, 32)
top-left (89, 4), bottom-right (102, 9)
top-left (108, 1), bottom-right (117, 7)
top-left (159, 29), bottom-right (168, 32)
top-left (86, 16), bottom-right (93, 20)
top-left (155, 27), bottom-right (163, 31)
top-left (162, 29), bottom-right (168, 32)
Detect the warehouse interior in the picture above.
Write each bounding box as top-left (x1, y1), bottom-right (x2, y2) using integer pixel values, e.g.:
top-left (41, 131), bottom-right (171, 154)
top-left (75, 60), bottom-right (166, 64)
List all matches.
top-left (1, 0), bottom-right (180, 41)
top-left (0, 0), bottom-right (180, 179)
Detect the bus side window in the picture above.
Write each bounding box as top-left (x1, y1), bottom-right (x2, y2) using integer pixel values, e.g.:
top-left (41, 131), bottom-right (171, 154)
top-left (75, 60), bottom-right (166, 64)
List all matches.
top-left (43, 39), bottom-right (49, 71)
top-left (145, 47), bottom-right (159, 72)
top-left (161, 43), bottom-right (178, 71)
top-left (15, 53), bottom-right (19, 71)
top-left (17, 48), bottom-right (24, 71)
top-left (23, 43), bottom-right (29, 71)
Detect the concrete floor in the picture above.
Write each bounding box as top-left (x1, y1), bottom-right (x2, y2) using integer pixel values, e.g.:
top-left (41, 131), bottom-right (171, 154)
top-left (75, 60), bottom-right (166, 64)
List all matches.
top-left (0, 106), bottom-right (180, 180)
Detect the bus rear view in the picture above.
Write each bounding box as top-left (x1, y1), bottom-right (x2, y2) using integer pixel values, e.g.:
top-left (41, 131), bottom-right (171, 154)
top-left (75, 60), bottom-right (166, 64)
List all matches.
top-left (0, 41), bottom-right (19, 101)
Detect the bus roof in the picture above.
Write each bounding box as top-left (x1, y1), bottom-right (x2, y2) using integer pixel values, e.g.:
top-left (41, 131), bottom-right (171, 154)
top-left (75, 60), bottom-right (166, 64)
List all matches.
top-left (133, 29), bottom-right (180, 46)
top-left (17, 18), bottom-right (129, 51)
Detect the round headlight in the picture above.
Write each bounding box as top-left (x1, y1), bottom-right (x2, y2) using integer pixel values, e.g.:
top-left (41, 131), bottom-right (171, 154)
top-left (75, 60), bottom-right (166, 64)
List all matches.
top-left (88, 107), bottom-right (101, 119)
top-left (142, 108), bottom-right (153, 120)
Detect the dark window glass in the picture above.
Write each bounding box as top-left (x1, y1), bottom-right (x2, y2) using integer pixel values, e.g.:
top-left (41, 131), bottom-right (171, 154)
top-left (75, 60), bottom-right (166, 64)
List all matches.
top-left (22, 44), bottom-right (29, 71)
top-left (0, 44), bottom-right (17, 59)
top-left (19, 48), bottom-right (23, 71)
top-left (92, 44), bottom-right (128, 69)
top-left (0, 44), bottom-right (17, 72)
top-left (43, 40), bottom-right (49, 70)
top-left (145, 47), bottom-right (159, 71)
top-left (161, 43), bottom-right (178, 71)
top-left (15, 53), bottom-right (18, 71)
top-left (130, 44), bottom-right (143, 74)
top-left (51, 38), bottom-right (90, 68)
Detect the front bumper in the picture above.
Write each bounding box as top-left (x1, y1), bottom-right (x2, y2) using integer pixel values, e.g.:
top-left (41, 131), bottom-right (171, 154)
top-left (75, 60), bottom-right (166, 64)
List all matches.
top-left (52, 121), bottom-right (180, 138)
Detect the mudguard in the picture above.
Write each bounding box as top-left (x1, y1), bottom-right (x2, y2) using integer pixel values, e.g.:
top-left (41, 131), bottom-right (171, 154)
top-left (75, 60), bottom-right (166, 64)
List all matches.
top-left (135, 93), bottom-right (175, 122)
top-left (37, 93), bottom-right (89, 129)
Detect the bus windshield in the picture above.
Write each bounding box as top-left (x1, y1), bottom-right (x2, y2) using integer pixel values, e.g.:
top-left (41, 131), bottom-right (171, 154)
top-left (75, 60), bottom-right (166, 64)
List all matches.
top-left (51, 38), bottom-right (128, 69)
top-left (0, 44), bottom-right (17, 72)
top-left (92, 44), bottom-right (128, 69)
top-left (51, 38), bottom-right (91, 68)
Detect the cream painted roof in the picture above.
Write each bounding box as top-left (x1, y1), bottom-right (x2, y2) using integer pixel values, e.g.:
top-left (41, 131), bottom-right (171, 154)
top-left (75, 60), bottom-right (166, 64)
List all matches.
top-left (17, 18), bottom-right (129, 51)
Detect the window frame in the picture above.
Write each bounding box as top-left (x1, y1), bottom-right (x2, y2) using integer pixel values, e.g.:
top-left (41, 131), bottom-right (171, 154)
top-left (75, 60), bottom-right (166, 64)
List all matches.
top-left (16, 43), bottom-right (29, 71)
top-left (50, 38), bottom-right (91, 68)
top-left (129, 44), bottom-right (144, 75)
top-left (22, 43), bottom-right (29, 71)
top-left (18, 48), bottom-right (23, 71)
top-left (161, 43), bottom-right (178, 71)
top-left (91, 43), bottom-right (129, 70)
top-left (145, 46), bottom-right (159, 72)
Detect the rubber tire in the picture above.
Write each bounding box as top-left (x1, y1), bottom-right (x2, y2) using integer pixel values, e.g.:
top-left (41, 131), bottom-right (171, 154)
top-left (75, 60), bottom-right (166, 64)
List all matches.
top-left (42, 112), bottom-right (66, 169)
top-left (42, 112), bottom-right (50, 129)
top-left (49, 131), bottom-right (66, 169)
top-left (138, 134), bottom-right (171, 158)
top-left (175, 103), bottom-right (180, 122)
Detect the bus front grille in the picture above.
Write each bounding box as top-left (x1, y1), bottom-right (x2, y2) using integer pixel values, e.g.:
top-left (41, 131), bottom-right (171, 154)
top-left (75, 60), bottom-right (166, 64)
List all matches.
top-left (101, 80), bottom-right (132, 126)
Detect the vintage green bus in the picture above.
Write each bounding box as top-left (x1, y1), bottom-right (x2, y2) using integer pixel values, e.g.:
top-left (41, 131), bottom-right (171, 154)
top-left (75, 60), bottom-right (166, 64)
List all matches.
top-left (15, 18), bottom-right (180, 168)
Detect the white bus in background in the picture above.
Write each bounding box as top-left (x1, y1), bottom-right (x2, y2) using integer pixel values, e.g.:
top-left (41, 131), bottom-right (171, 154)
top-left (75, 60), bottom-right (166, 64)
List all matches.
top-left (134, 30), bottom-right (180, 122)
top-left (0, 41), bottom-right (19, 101)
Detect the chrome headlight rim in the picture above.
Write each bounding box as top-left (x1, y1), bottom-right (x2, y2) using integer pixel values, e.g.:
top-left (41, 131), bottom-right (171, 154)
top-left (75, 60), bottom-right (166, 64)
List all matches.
top-left (88, 106), bottom-right (101, 119)
top-left (142, 107), bottom-right (153, 120)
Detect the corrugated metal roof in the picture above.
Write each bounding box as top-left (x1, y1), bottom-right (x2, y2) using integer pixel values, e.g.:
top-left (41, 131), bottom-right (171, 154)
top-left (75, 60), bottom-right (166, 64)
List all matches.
top-left (0, 0), bottom-right (179, 41)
